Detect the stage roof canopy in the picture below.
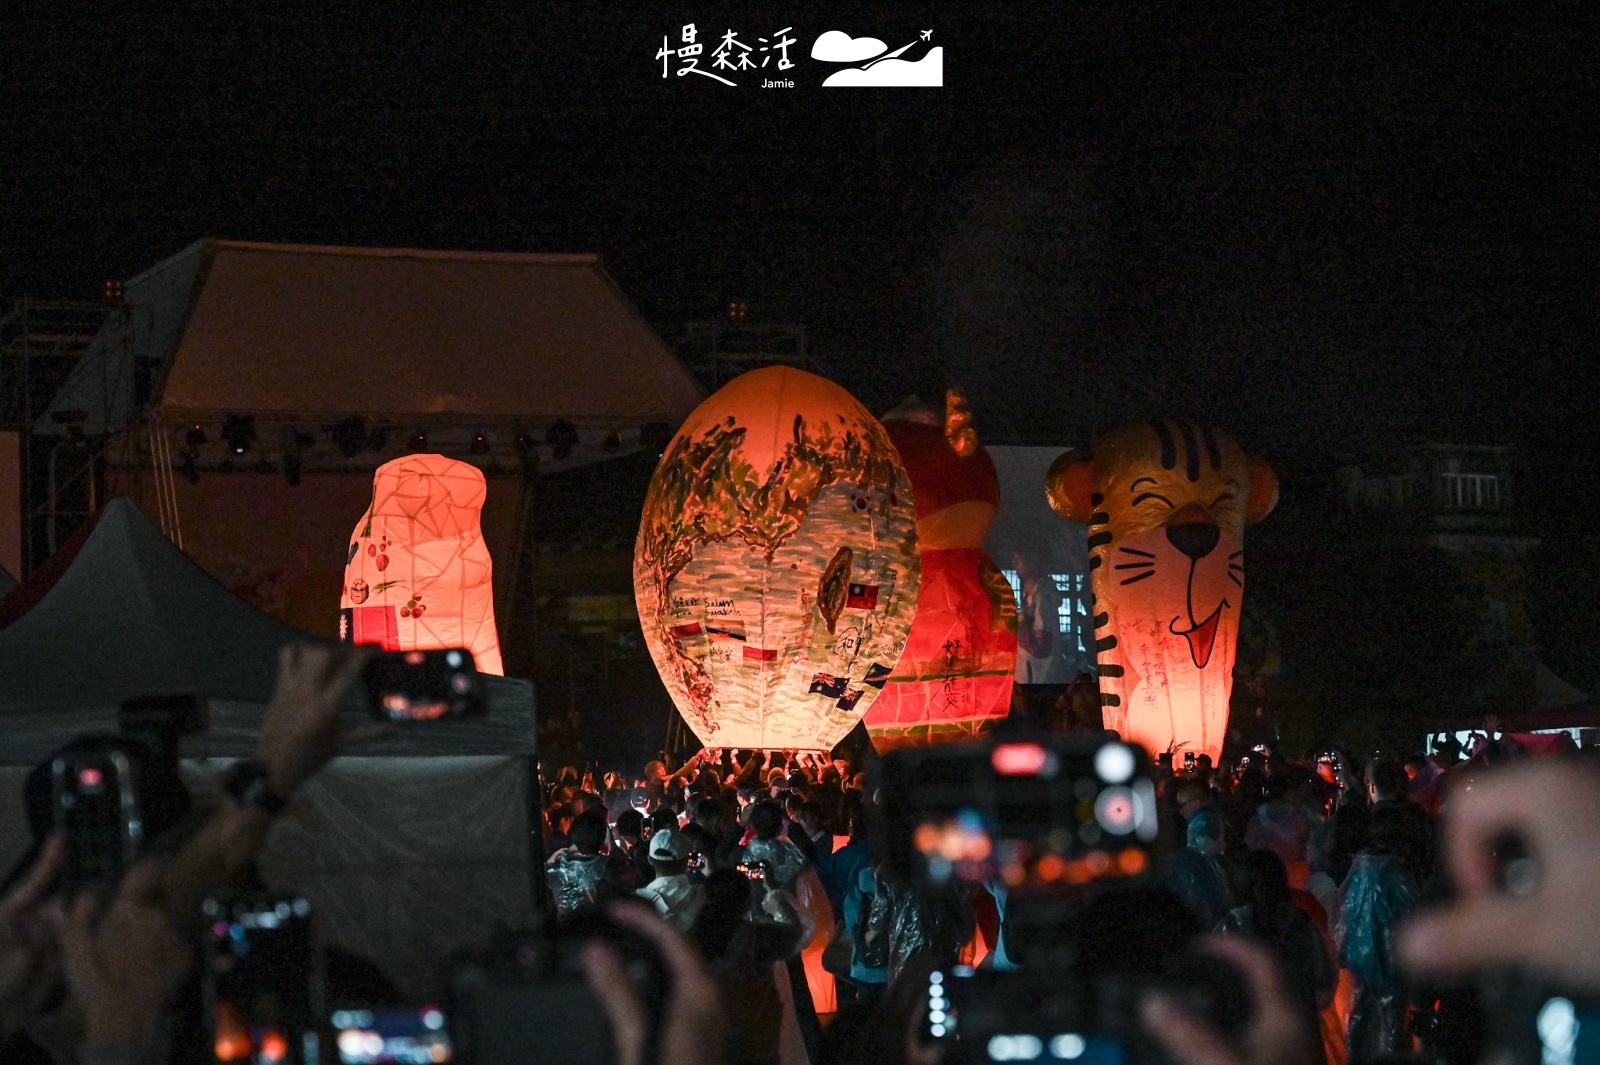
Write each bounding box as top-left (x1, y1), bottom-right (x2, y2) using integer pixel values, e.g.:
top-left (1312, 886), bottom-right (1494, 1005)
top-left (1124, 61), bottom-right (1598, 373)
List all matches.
top-left (41, 239), bottom-right (704, 434)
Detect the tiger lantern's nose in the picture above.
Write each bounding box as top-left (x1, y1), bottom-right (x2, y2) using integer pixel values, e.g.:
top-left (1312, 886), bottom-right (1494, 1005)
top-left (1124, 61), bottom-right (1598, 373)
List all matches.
top-left (1166, 503), bottom-right (1220, 561)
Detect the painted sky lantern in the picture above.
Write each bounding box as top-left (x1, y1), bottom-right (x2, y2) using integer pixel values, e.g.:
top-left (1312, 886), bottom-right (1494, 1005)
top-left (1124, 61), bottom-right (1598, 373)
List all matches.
top-left (864, 391), bottom-right (1017, 751)
top-left (635, 366), bottom-right (920, 752)
top-left (340, 454), bottom-right (503, 675)
top-left (1046, 420), bottom-right (1277, 762)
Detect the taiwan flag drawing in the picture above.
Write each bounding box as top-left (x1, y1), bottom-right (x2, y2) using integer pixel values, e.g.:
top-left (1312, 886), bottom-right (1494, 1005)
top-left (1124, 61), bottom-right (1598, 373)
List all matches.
top-left (340, 606), bottom-right (400, 651)
top-left (846, 583), bottom-right (880, 609)
top-left (670, 622), bottom-right (705, 641)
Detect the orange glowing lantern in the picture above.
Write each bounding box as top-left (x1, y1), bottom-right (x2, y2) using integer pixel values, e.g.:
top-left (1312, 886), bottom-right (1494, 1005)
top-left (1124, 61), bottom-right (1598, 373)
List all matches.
top-left (340, 454), bottom-right (503, 674)
top-left (1046, 420), bottom-right (1276, 762)
top-left (635, 366), bottom-right (920, 751)
top-left (864, 391), bottom-right (1017, 751)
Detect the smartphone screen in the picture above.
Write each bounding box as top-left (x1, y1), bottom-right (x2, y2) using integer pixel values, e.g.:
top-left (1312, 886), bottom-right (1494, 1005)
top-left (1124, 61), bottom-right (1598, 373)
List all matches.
top-left (332, 1006), bottom-right (452, 1064)
top-left (928, 969), bottom-right (1130, 1065)
top-left (53, 749), bottom-right (140, 890)
top-left (206, 896), bottom-right (321, 1065)
top-left (363, 649), bottom-right (482, 721)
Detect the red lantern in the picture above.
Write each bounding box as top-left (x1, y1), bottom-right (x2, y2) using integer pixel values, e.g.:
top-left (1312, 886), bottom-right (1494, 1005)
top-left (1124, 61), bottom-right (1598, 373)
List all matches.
top-left (635, 367), bottom-right (920, 751)
top-left (865, 392), bottom-right (1016, 750)
top-left (340, 454), bottom-right (503, 674)
top-left (1046, 420), bottom-right (1277, 761)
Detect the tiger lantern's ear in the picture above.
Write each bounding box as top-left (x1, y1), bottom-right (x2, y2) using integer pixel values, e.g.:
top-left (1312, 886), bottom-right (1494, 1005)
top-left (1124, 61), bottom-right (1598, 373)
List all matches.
top-left (1046, 450), bottom-right (1097, 524)
top-left (1245, 457), bottom-right (1279, 525)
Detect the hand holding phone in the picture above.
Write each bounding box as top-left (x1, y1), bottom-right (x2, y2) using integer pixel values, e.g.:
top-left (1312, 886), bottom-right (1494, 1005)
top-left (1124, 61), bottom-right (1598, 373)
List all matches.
top-left (363, 648), bottom-right (483, 721)
top-left (52, 746), bottom-right (141, 892)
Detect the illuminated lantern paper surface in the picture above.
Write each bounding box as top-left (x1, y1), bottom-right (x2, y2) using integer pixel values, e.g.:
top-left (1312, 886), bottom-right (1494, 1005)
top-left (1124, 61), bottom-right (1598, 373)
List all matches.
top-left (339, 454), bottom-right (503, 674)
top-left (864, 393), bottom-right (1017, 751)
top-left (635, 366), bottom-right (920, 751)
top-left (1046, 420), bottom-right (1277, 762)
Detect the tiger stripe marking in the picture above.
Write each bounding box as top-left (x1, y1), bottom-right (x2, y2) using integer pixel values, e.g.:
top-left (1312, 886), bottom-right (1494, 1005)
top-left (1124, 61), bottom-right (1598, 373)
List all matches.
top-left (1100, 693), bottom-right (1122, 707)
top-left (1087, 531), bottom-right (1112, 549)
top-left (1093, 612), bottom-right (1109, 628)
top-left (1097, 664), bottom-right (1124, 678)
top-left (1177, 420), bottom-right (1201, 481)
top-left (1095, 634), bottom-right (1118, 653)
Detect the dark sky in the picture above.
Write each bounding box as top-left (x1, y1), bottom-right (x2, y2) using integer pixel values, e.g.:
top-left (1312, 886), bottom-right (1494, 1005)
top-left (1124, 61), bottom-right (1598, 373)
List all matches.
top-left (5, 4), bottom-right (1598, 483)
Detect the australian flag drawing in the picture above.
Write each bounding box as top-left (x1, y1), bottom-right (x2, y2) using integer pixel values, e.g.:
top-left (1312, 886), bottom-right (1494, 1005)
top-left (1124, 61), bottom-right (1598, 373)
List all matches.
top-left (809, 672), bottom-right (849, 699)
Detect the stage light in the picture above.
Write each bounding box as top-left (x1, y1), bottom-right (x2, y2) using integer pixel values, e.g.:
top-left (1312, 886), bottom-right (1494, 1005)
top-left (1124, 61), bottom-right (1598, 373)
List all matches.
top-left (470, 430), bottom-right (490, 455)
top-left (407, 428), bottom-right (428, 452)
top-left (332, 417), bottom-right (368, 458)
top-left (186, 424), bottom-right (208, 448)
top-left (546, 420), bottom-right (578, 460)
top-left (222, 414), bottom-right (256, 456)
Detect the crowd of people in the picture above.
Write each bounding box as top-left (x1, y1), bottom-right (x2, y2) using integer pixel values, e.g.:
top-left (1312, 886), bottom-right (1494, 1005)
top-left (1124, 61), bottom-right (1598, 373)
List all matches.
top-left (2, 641), bottom-right (1599, 1065)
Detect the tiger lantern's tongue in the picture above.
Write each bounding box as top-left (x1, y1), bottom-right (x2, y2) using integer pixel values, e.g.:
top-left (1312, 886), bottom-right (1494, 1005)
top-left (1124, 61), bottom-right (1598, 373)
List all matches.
top-left (1173, 603), bottom-right (1225, 669)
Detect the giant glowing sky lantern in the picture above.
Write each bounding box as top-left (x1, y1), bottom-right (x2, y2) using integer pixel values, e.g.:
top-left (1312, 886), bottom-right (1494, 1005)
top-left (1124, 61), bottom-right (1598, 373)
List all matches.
top-left (635, 366), bottom-right (920, 752)
top-left (1045, 420), bottom-right (1276, 762)
top-left (340, 453), bottom-right (504, 674)
top-left (863, 391), bottom-right (1017, 751)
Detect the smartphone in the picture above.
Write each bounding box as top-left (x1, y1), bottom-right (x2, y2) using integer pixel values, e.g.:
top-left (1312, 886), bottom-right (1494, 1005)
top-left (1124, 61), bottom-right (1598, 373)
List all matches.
top-left (736, 861), bottom-right (766, 881)
top-left (925, 968), bottom-right (1131, 1065)
top-left (1183, 752), bottom-right (1196, 771)
top-left (331, 1006), bottom-right (452, 1064)
top-left (363, 649), bottom-right (484, 721)
top-left (687, 853), bottom-right (706, 873)
top-left (52, 747), bottom-right (141, 891)
top-left (205, 895), bottom-right (322, 1065)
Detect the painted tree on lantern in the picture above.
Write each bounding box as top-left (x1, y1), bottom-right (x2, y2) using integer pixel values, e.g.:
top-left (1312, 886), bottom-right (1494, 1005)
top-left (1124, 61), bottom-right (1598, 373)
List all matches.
top-left (1046, 420), bottom-right (1277, 761)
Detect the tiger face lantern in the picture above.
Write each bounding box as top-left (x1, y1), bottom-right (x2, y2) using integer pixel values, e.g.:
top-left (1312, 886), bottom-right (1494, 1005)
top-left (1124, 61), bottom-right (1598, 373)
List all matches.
top-left (339, 454), bottom-right (504, 675)
top-left (1046, 420), bottom-right (1277, 761)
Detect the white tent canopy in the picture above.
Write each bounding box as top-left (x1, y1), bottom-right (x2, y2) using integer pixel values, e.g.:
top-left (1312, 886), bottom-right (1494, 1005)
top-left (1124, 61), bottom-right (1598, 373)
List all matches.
top-left (0, 497), bottom-right (541, 996)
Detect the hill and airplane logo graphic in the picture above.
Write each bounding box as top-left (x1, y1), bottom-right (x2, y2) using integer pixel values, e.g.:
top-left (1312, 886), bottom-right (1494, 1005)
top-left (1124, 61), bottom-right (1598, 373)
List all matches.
top-left (810, 30), bottom-right (943, 87)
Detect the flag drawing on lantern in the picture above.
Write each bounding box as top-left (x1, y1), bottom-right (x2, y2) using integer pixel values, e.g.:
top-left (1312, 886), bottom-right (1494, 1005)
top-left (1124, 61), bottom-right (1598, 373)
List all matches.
top-left (634, 366), bottom-right (920, 751)
top-left (339, 453), bottom-right (504, 675)
top-left (863, 391), bottom-right (1018, 751)
top-left (1045, 419), bottom-right (1277, 762)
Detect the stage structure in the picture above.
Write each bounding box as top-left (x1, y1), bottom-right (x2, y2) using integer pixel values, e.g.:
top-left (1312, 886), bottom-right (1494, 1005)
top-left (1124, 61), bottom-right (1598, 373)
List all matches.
top-left (1046, 419), bottom-right (1277, 761)
top-left (635, 366), bottom-right (920, 752)
top-left (30, 240), bottom-right (704, 649)
top-left (340, 454), bottom-right (503, 674)
top-left (864, 391), bottom-right (1016, 750)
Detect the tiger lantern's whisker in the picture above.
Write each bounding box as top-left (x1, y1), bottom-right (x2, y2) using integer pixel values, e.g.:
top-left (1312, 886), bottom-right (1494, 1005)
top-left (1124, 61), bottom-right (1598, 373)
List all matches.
top-left (1119, 547), bottom-right (1157, 558)
top-left (1120, 570), bottom-right (1156, 586)
top-left (1114, 562), bottom-right (1154, 570)
top-left (1228, 573), bottom-right (1243, 587)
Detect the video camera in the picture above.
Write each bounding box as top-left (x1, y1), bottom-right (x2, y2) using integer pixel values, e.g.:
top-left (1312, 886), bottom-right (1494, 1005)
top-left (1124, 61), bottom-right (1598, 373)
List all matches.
top-left (876, 732), bottom-right (1250, 1065)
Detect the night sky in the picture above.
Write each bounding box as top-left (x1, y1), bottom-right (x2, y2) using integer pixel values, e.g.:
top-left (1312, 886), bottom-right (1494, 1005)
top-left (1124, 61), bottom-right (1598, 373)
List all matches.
top-left (5, 5), bottom-right (1598, 492)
